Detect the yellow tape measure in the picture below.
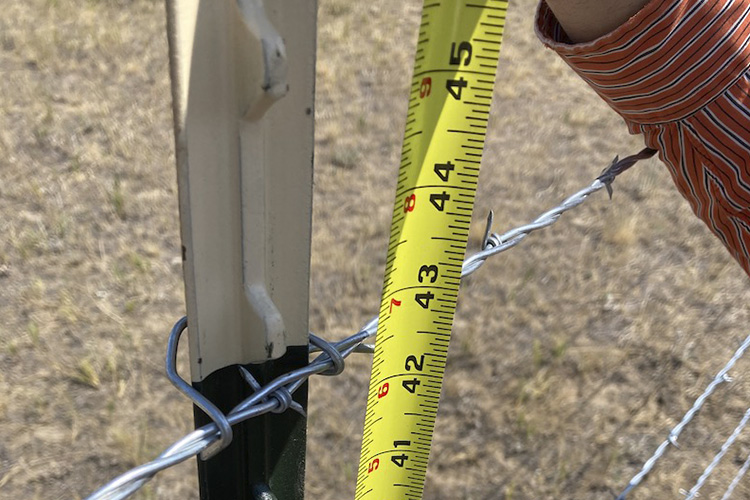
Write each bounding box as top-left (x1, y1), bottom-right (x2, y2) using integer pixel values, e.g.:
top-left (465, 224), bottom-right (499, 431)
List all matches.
top-left (355, 1), bottom-right (507, 498)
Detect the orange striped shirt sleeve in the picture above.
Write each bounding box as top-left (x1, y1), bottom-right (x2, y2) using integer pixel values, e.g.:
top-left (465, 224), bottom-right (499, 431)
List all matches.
top-left (536, 0), bottom-right (750, 278)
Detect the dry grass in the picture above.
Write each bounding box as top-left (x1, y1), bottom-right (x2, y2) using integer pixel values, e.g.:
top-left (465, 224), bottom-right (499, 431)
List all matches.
top-left (1, 0), bottom-right (749, 499)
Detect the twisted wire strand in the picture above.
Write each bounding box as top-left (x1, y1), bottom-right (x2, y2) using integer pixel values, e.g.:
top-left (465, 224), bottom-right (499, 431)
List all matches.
top-left (720, 451), bottom-right (750, 500)
top-left (86, 150), bottom-right (656, 500)
top-left (463, 149), bottom-right (655, 277)
top-left (616, 334), bottom-right (750, 499)
top-left (683, 408), bottom-right (750, 500)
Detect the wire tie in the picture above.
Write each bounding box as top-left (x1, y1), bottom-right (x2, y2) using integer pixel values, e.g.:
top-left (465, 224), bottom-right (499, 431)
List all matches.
top-left (166, 317), bottom-right (233, 460)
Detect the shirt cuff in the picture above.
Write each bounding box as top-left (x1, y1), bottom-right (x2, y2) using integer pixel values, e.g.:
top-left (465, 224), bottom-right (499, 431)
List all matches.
top-left (535, 0), bottom-right (750, 125)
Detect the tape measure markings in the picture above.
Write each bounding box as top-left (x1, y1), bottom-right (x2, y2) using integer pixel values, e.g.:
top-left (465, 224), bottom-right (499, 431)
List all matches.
top-left (356, 1), bottom-right (507, 498)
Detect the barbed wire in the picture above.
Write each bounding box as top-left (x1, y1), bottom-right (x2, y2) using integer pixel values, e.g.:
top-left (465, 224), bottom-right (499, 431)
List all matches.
top-left (721, 450), bottom-right (750, 500)
top-left (462, 148), bottom-right (656, 277)
top-left (87, 320), bottom-right (371, 500)
top-left (616, 334), bottom-right (750, 499)
top-left (683, 407), bottom-right (750, 500)
top-left (86, 148), bottom-right (681, 500)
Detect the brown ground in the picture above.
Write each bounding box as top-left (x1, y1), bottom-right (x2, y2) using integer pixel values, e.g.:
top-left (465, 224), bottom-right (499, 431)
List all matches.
top-left (2, 0), bottom-right (750, 499)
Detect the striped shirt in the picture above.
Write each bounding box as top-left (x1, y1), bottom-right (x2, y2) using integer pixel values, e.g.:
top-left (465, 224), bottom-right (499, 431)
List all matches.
top-left (536, 0), bottom-right (750, 278)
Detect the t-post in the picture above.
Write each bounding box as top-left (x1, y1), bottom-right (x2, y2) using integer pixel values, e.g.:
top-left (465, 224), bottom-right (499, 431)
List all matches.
top-left (166, 0), bottom-right (316, 498)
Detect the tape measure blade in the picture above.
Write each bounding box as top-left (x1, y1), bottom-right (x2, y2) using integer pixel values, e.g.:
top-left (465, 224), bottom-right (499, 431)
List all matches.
top-left (356, 1), bottom-right (508, 498)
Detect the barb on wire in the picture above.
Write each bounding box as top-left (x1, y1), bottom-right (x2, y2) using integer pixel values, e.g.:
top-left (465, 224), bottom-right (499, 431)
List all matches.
top-left (616, 334), bottom-right (750, 500)
top-left (462, 148), bottom-right (656, 278)
top-left (683, 408), bottom-right (750, 500)
top-left (86, 150), bottom-right (652, 500)
top-left (597, 148), bottom-right (656, 199)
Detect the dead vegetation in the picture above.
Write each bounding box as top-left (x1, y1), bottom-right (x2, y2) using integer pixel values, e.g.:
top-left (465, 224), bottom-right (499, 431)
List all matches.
top-left (1, 0), bottom-right (749, 499)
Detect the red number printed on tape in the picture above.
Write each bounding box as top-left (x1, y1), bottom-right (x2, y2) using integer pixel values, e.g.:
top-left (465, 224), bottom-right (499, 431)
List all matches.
top-left (390, 298), bottom-right (402, 313)
top-left (378, 383), bottom-right (390, 399)
top-left (419, 77), bottom-right (432, 98)
top-left (404, 194), bottom-right (416, 213)
top-left (368, 458), bottom-right (380, 473)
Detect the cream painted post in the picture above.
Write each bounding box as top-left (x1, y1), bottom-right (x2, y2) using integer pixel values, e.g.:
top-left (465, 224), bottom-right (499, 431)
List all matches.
top-left (166, 0), bottom-right (315, 497)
